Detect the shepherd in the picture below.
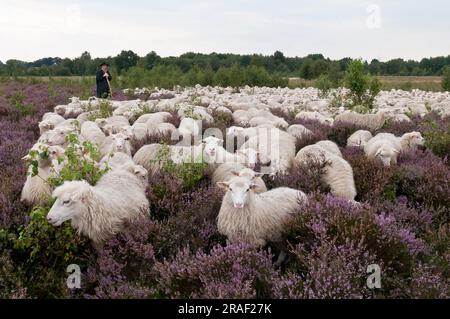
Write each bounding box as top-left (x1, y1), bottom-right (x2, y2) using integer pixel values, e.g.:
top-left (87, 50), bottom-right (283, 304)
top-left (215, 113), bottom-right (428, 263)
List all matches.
top-left (96, 62), bottom-right (112, 98)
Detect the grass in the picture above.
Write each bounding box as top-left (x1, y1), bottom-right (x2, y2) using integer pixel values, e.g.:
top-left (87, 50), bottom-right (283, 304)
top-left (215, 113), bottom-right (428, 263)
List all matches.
top-left (289, 76), bottom-right (443, 91)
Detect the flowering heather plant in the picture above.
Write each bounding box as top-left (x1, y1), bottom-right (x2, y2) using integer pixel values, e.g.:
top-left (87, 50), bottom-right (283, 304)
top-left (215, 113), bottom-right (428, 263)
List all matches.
top-left (84, 216), bottom-right (159, 299)
top-left (342, 147), bottom-right (395, 202)
top-left (154, 243), bottom-right (279, 299)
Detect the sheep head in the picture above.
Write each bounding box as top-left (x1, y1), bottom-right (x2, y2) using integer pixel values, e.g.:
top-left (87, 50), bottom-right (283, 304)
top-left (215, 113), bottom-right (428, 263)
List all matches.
top-left (402, 132), bottom-right (425, 150)
top-left (47, 180), bottom-right (92, 226)
top-left (375, 145), bottom-right (400, 166)
top-left (217, 176), bottom-right (259, 209)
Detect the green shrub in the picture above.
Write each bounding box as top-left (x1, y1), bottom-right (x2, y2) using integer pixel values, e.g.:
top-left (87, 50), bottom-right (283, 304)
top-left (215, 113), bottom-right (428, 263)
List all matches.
top-left (9, 92), bottom-right (33, 117)
top-left (422, 119), bottom-right (450, 158)
top-left (315, 74), bottom-right (333, 97)
top-left (87, 99), bottom-right (113, 121)
top-left (153, 144), bottom-right (208, 191)
top-left (442, 66), bottom-right (450, 92)
top-left (344, 59), bottom-right (381, 110)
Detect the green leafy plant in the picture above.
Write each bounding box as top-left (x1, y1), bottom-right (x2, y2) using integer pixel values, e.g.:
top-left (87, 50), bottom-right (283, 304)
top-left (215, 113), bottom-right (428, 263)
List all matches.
top-left (152, 144), bottom-right (208, 191)
top-left (442, 66), bottom-right (450, 92)
top-left (344, 59), bottom-right (381, 110)
top-left (422, 119), bottom-right (450, 158)
top-left (87, 99), bottom-right (113, 121)
top-left (9, 92), bottom-right (33, 117)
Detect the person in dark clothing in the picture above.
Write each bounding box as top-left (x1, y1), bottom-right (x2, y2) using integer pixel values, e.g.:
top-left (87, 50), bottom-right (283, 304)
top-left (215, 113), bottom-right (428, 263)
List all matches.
top-left (96, 62), bottom-right (112, 98)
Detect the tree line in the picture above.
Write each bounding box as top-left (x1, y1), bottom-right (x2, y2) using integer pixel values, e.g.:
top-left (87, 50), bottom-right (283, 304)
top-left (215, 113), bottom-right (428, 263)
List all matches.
top-left (2, 50), bottom-right (450, 79)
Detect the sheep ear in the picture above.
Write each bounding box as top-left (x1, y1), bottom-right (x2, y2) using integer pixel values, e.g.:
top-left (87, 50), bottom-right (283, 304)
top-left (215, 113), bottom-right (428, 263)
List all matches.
top-left (249, 183), bottom-right (259, 190)
top-left (375, 149), bottom-right (382, 157)
top-left (393, 149), bottom-right (400, 154)
top-left (216, 182), bottom-right (230, 190)
top-left (254, 172), bottom-right (264, 178)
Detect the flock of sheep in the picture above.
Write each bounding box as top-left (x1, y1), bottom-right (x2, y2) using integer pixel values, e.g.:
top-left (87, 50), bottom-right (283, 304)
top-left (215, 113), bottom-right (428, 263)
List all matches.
top-left (20, 85), bottom-right (448, 251)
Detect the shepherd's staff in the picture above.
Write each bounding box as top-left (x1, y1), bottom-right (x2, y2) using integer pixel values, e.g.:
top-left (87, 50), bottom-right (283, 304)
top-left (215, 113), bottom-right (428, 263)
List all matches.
top-left (106, 74), bottom-right (113, 98)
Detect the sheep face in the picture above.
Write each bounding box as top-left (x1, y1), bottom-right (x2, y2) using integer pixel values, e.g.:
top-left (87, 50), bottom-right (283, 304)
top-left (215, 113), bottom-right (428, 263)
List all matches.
top-left (402, 132), bottom-right (425, 150)
top-left (39, 121), bottom-right (54, 135)
top-left (110, 133), bottom-right (131, 154)
top-left (47, 127), bottom-right (72, 146)
top-left (54, 105), bottom-right (66, 116)
top-left (47, 181), bottom-right (91, 226)
top-left (217, 177), bottom-right (258, 209)
top-left (375, 146), bottom-right (399, 166)
top-left (202, 136), bottom-right (223, 157)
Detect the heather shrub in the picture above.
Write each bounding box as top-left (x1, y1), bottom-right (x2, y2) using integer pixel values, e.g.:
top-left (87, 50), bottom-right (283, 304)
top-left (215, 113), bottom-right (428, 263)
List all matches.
top-left (284, 194), bottom-right (427, 296)
top-left (154, 243), bottom-right (279, 298)
top-left (275, 239), bottom-right (377, 298)
top-left (84, 216), bottom-right (159, 298)
top-left (266, 161), bottom-right (329, 194)
top-left (326, 122), bottom-right (361, 147)
top-left (392, 150), bottom-right (449, 214)
top-left (155, 185), bottom-right (225, 258)
top-left (342, 147), bottom-right (395, 202)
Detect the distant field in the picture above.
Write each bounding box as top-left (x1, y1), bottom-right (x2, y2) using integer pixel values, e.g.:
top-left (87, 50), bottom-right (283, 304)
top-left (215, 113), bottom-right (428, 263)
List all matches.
top-left (289, 76), bottom-right (443, 91)
top-left (1, 75), bottom-right (444, 92)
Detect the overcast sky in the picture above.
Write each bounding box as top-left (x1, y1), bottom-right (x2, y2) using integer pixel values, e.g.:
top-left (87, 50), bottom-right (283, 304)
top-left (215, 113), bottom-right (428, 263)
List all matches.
top-left (1, 0), bottom-right (449, 62)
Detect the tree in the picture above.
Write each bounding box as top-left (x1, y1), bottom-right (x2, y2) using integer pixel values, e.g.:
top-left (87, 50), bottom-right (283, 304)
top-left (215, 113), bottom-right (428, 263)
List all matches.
top-left (138, 51), bottom-right (161, 70)
top-left (114, 50), bottom-right (140, 74)
top-left (344, 59), bottom-right (381, 111)
top-left (442, 66), bottom-right (450, 92)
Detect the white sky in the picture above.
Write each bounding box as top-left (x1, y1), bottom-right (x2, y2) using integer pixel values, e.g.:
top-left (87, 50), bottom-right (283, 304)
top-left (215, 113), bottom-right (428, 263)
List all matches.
top-left (0, 0), bottom-right (449, 62)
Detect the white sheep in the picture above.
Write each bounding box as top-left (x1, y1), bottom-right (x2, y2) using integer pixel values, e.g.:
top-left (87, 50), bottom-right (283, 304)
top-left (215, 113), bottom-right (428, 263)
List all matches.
top-left (287, 124), bottom-right (313, 139)
top-left (346, 130), bottom-right (373, 148)
top-left (135, 112), bottom-right (172, 125)
top-left (178, 117), bottom-right (201, 138)
top-left (202, 136), bottom-right (260, 169)
top-left (95, 116), bottom-right (129, 135)
top-left (334, 111), bottom-right (386, 131)
top-left (80, 121), bottom-right (106, 146)
top-left (315, 140), bottom-right (342, 158)
top-left (46, 169), bottom-right (149, 244)
top-left (216, 176), bottom-right (307, 246)
top-left (38, 113), bottom-right (65, 135)
top-left (21, 145), bottom-right (65, 206)
top-left (240, 128), bottom-right (296, 175)
top-left (295, 144), bottom-right (357, 200)
top-left (148, 122), bottom-right (177, 137)
top-left (296, 111), bottom-right (334, 126)
top-left (364, 131), bottom-right (425, 166)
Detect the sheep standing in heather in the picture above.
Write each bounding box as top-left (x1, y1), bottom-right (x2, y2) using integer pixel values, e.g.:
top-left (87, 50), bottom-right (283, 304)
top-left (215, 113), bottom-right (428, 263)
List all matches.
top-left (347, 130), bottom-right (373, 148)
top-left (21, 145), bottom-right (65, 206)
top-left (334, 111), bottom-right (386, 131)
top-left (315, 140), bottom-right (342, 158)
top-left (38, 113), bottom-right (65, 135)
top-left (46, 169), bottom-right (149, 245)
top-left (295, 144), bottom-right (357, 200)
top-left (240, 127), bottom-right (296, 175)
top-left (287, 124), bottom-right (312, 139)
top-left (364, 131), bottom-right (425, 166)
top-left (217, 176), bottom-right (307, 246)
